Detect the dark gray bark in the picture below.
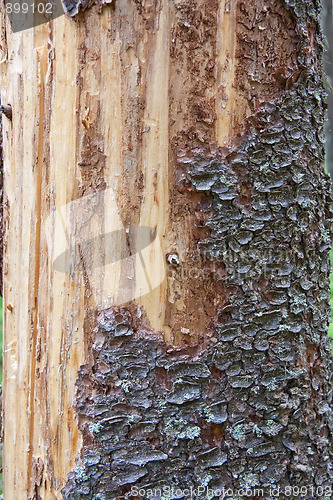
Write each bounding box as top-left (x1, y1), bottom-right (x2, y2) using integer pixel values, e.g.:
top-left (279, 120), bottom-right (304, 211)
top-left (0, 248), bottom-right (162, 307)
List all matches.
top-left (62, 1), bottom-right (333, 499)
top-left (322, 0), bottom-right (333, 184)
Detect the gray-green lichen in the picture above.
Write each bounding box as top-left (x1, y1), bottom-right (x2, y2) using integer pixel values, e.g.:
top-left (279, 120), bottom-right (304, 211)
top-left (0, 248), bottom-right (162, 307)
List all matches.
top-left (62, 0), bottom-right (112, 17)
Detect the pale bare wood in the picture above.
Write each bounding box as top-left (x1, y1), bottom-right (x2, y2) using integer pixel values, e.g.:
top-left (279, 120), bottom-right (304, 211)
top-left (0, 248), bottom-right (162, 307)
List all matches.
top-left (2, 16), bottom-right (85, 499)
top-left (138, 1), bottom-right (170, 338)
top-left (216, 0), bottom-right (251, 145)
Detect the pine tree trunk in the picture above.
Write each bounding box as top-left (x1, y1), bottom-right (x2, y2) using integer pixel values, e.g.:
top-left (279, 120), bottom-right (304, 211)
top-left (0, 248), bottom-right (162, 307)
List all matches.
top-left (322, 0), bottom-right (333, 183)
top-left (1, 0), bottom-right (333, 498)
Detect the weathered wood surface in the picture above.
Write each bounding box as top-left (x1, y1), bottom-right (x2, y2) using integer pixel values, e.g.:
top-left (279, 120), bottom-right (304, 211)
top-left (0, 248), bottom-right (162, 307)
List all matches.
top-left (1, 0), bottom-right (333, 498)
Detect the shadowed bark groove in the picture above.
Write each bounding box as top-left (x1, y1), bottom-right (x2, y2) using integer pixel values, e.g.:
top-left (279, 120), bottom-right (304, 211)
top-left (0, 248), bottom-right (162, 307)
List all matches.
top-left (60, 0), bottom-right (333, 499)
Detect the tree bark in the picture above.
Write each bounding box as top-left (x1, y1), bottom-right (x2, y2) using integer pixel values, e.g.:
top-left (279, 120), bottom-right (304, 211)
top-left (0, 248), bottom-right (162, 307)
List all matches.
top-left (1, 0), bottom-right (333, 499)
top-left (322, 0), bottom-right (333, 184)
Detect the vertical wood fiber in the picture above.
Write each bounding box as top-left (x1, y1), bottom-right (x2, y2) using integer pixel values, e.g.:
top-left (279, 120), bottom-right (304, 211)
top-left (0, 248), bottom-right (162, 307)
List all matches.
top-left (0, 0), bottom-right (333, 498)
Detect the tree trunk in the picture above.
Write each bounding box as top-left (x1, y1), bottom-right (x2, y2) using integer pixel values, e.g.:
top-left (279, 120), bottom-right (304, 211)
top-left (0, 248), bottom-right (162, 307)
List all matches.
top-left (322, 0), bottom-right (333, 185)
top-left (1, 0), bottom-right (333, 498)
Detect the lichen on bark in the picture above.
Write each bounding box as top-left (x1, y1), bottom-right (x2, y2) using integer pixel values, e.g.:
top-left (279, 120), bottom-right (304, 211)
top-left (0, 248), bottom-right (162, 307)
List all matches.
top-left (62, 0), bottom-right (333, 498)
top-left (63, 80), bottom-right (333, 498)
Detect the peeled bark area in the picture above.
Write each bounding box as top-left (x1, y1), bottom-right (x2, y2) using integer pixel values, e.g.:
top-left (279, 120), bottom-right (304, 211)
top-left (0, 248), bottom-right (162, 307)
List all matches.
top-left (2, 0), bottom-right (333, 498)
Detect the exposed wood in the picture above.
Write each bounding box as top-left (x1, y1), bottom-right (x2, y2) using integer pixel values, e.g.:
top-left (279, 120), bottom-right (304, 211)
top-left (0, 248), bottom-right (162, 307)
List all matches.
top-left (216, 0), bottom-right (239, 145)
top-left (1, 16), bottom-right (84, 499)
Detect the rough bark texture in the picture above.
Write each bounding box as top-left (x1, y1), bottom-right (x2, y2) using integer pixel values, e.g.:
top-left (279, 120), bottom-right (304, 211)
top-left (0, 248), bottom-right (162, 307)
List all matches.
top-left (2, 0), bottom-right (333, 498)
top-left (61, 1), bottom-right (333, 499)
top-left (322, 0), bottom-right (333, 184)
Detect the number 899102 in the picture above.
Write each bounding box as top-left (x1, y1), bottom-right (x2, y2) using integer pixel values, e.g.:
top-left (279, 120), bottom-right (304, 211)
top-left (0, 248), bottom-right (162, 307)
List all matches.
top-left (6, 2), bottom-right (53, 15)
